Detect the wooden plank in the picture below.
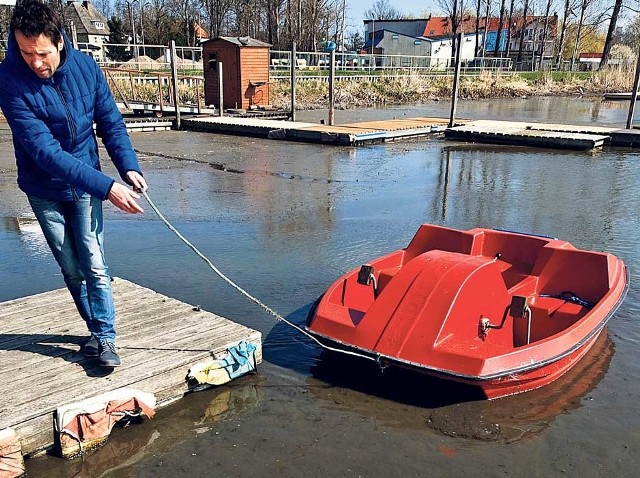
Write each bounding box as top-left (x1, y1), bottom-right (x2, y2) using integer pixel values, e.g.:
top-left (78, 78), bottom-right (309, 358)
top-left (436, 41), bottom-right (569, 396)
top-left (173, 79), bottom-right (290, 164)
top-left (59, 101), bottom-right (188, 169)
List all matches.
top-left (0, 278), bottom-right (262, 456)
top-left (445, 119), bottom-right (610, 151)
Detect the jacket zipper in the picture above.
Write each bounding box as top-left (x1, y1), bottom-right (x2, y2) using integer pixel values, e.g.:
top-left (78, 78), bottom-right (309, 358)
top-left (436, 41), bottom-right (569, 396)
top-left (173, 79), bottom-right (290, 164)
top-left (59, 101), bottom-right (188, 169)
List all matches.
top-left (54, 81), bottom-right (79, 201)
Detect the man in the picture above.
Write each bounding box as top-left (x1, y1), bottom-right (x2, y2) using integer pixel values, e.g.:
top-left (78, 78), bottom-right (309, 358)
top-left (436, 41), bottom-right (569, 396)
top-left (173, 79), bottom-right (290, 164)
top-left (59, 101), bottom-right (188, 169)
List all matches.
top-left (0, 1), bottom-right (148, 367)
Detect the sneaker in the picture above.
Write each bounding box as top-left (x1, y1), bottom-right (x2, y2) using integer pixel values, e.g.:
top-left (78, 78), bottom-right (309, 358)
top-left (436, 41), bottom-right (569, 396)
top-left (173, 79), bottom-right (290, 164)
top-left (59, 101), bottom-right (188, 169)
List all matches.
top-left (98, 341), bottom-right (121, 367)
top-left (83, 335), bottom-right (99, 357)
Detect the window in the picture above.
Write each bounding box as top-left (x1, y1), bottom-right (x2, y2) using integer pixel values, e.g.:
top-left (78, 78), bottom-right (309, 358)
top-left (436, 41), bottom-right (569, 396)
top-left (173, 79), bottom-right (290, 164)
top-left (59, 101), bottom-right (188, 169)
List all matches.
top-left (414, 40), bottom-right (421, 45)
top-left (92, 21), bottom-right (105, 29)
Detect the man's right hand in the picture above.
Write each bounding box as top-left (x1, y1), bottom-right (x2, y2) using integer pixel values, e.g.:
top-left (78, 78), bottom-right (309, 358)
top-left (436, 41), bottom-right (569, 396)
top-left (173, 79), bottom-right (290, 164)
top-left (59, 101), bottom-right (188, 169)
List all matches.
top-left (107, 182), bottom-right (144, 214)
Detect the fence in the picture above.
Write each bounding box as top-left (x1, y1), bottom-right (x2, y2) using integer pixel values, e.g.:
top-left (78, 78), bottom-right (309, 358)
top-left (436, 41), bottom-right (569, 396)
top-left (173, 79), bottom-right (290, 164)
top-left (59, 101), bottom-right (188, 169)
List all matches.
top-left (269, 50), bottom-right (513, 79)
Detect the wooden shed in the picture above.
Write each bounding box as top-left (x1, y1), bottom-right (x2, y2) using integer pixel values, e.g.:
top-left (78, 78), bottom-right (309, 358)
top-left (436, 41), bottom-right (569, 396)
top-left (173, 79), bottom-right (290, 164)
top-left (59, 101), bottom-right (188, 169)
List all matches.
top-left (203, 36), bottom-right (272, 110)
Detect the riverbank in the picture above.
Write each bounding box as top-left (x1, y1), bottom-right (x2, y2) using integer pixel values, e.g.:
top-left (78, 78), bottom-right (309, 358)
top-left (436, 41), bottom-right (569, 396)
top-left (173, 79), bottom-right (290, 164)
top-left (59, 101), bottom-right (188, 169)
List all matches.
top-left (269, 67), bottom-right (634, 110)
top-left (0, 67), bottom-right (632, 122)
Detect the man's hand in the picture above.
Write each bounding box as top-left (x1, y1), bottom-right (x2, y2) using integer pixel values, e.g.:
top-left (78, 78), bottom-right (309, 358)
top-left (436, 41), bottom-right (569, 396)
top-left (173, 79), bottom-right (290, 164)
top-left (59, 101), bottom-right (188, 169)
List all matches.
top-left (108, 182), bottom-right (144, 214)
top-left (126, 171), bottom-right (148, 193)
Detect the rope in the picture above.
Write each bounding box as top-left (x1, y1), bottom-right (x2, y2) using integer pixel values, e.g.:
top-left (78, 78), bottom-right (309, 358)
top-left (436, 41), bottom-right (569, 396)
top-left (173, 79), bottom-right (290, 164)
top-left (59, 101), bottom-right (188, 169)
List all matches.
top-left (141, 190), bottom-right (378, 363)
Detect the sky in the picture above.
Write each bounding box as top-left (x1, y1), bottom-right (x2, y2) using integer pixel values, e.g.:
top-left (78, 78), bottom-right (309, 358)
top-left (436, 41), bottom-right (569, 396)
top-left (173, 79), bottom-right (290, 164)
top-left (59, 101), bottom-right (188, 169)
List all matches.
top-left (345, 0), bottom-right (442, 35)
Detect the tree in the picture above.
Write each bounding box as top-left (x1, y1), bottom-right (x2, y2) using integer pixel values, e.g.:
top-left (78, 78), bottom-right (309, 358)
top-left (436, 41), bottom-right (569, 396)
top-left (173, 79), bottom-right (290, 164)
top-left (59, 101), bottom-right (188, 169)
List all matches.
top-left (435, 0), bottom-right (468, 61)
top-left (536, 0), bottom-right (556, 70)
top-left (106, 16), bottom-right (131, 62)
top-left (621, 13), bottom-right (640, 48)
top-left (474, 0), bottom-right (481, 57)
top-left (600, 0), bottom-right (624, 68)
top-left (365, 0), bottom-right (402, 20)
top-left (494, 0), bottom-right (506, 56)
top-left (345, 30), bottom-right (364, 51)
top-left (515, 0), bottom-right (531, 69)
top-left (610, 43), bottom-right (635, 64)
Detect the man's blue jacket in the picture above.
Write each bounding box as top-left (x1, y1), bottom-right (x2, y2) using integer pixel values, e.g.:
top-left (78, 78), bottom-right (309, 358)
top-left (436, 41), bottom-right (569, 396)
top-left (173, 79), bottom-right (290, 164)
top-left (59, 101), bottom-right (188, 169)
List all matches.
top-left (0, 29), bottom-right (141, 201)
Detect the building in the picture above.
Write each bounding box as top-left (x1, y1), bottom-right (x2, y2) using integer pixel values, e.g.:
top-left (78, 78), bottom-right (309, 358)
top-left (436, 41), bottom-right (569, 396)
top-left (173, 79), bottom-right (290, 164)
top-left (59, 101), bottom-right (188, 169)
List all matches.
top-left (361, 17), bottom-right (483, 69)
top-left (63, 1), bottom-right (110, 62)
top-left (507, 15), bottom-right (559, 61)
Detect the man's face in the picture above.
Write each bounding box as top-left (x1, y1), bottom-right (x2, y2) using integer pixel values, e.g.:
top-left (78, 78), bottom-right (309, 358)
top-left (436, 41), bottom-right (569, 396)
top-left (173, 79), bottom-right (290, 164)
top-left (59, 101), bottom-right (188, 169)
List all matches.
top-left (15, 31), bottom-right (63, 80)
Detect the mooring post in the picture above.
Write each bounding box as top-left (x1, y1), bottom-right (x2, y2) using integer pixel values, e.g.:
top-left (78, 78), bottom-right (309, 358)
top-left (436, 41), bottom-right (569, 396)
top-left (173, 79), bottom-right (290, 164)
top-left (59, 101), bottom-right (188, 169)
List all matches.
top-left (290, 42), bottom-right (297, 121)
top-left (218, 61), bottom-right (224, 117)
top-left (626, 49), bottom-right (640, 129)
top-left (449, 33), bottom-right (463, 128)
top-left (169, 40), bottom-right (181, 129)
top-left (329, 49), bottom-right (336, 126)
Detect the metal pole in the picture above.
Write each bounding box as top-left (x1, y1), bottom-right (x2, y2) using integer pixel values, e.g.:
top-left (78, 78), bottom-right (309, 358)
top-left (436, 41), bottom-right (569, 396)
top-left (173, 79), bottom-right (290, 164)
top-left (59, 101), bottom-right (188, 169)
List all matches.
top-left (169, 40), bottom-right (181, 129)
top-left (290, 42), bottom-right (297, 121)
top-left (328, 49), bottom-right (335, 126)
top-left (449, 32), bottom-right (463, 128)
top-left (218, 61), bottom-right (224, 117)
top-left (139, 3), bottom-right (145, 58)
top-left (627, 49), bottom-right (640, 129)
top-left (69, 21), bottom-right (78, 49)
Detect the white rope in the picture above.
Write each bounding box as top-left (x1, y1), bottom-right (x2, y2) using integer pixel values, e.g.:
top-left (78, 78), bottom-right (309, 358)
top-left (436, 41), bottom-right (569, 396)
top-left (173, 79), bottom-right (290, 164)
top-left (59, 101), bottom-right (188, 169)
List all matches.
top-left (142, 191), bottom-right (378, 363)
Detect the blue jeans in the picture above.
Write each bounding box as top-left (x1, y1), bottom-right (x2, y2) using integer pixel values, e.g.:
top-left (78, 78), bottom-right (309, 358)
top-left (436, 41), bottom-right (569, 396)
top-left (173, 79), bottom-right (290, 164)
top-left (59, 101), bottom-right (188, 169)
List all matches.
top-left (28, 194), bottom-right (116, 342)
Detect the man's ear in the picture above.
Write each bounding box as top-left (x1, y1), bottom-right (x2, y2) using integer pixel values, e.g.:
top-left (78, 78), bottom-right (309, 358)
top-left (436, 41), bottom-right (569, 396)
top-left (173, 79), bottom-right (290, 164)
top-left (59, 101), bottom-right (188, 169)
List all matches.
top-left (58, 37), bottom-right (64, 50)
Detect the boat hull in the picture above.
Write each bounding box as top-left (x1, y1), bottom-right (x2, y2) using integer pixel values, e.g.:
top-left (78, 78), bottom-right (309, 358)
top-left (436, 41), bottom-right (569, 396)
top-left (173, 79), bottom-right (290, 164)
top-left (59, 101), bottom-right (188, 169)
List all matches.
top-left (306, 224), bottom-right (628, 399)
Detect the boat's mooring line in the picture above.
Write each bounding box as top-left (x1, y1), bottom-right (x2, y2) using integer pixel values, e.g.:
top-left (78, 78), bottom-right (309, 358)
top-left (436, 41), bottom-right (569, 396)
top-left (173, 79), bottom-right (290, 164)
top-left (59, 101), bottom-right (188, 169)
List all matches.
top-left (141, 190), bottom-right (378, 364)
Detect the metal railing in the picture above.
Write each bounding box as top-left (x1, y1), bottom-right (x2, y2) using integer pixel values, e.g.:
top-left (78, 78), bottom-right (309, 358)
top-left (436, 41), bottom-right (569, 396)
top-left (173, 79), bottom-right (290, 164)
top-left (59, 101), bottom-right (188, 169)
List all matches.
top-left (269, 50), bottom-right (513, 79)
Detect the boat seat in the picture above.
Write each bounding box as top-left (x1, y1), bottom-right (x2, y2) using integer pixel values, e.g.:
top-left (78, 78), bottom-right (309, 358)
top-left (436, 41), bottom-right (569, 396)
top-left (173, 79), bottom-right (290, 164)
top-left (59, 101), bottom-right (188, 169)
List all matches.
top-left (513, 296), bottom-right (585, 346)
top-left (377, 266), bottom-right (401, 291)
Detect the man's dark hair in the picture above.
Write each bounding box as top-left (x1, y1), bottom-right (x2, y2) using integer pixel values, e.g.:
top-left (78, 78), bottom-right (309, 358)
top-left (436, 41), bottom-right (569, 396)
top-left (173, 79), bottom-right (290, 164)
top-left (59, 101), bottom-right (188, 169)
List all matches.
top-left (10, 1), bottom-right (62, 45)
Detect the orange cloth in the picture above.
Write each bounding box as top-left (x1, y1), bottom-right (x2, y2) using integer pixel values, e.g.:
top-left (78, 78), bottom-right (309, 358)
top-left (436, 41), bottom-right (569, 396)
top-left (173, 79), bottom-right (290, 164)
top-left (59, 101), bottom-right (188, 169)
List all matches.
top-left (57, 388), bottom-right (156, 456)
top-left (0, 428), bottom-right (25, 478)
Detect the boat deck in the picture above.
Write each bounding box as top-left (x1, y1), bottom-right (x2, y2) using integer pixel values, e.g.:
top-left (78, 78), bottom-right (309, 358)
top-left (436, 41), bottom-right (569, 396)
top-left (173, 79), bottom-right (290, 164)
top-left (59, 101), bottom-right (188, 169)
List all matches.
top-left (0, 278), bottom-right (261, 458)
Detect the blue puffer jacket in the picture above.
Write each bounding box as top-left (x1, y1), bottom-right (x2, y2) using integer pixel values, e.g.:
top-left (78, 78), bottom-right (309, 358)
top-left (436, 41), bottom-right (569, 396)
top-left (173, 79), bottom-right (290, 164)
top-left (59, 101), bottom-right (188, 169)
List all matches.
top-left (0, 29), bottom-right (141, 201)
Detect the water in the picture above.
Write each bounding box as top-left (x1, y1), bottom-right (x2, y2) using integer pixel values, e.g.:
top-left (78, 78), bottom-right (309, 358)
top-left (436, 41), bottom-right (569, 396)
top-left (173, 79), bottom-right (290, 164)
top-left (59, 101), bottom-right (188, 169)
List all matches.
top-left (2, 97), bottom-right (640, 476)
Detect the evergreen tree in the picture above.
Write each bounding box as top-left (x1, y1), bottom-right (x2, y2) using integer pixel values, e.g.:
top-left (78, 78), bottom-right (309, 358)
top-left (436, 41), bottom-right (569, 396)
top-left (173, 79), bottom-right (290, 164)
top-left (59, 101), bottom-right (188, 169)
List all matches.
top-left (106, 16), bottom-right (131, 62)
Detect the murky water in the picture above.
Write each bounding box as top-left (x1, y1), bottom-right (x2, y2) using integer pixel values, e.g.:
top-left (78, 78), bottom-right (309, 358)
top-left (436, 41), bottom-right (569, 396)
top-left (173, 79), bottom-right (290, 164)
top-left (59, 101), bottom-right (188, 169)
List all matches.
top-left (2, 97), bottom-right (640, 477)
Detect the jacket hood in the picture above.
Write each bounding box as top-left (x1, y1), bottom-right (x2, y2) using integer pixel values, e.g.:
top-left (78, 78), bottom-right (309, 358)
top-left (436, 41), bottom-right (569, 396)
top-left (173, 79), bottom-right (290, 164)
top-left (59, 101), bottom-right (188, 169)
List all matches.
top-left (6, 26), bottom-right (73, 78)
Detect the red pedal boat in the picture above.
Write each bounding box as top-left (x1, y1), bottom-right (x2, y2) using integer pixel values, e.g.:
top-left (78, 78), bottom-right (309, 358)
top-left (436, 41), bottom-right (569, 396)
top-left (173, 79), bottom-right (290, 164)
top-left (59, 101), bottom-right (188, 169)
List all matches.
top-left (306, 224), bottom-right (628, 399)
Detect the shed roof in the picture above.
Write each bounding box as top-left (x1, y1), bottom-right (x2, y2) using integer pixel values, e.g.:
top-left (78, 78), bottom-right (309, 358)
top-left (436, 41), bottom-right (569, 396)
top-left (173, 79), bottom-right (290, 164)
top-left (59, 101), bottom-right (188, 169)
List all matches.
top-left (207, 36), bottom-right (272, 48)
top-left (63, 1), bottom-right (110, 36)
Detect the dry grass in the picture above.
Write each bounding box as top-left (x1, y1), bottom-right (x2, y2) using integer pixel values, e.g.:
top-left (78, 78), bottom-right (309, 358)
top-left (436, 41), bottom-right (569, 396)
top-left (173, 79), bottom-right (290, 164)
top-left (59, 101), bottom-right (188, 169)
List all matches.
top-left (589, 64), bottom-right (635, 92)
top-left (269, 68), bottom-right (637, 109)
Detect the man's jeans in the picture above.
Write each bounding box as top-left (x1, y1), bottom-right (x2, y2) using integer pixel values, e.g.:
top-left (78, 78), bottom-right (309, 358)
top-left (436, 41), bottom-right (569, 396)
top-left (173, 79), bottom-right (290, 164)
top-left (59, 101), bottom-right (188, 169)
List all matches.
top-left (28, 194), bottom-right (116, 342)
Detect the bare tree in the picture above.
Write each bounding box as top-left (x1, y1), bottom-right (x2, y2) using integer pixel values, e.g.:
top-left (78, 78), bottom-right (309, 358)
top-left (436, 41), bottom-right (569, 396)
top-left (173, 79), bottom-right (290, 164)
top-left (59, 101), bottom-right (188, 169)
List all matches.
top-left (202, 0), bottom-right (234, 38)
top-left (474, 0), bottom-right (482, 56)
top-left (505, 0), bottom-right (515, 56)
top-left (570, 0), bottom-right (589, 69)
top-left (494, 0), bottom-right (506, 56)
top-left (365, 0), bottom-right (403, 20)
top-left (600, 0), bottom-right (623, 68)
top-left (516, 0), bottom-right (531, 68)
top-left (536, 0), bottom-right (555, 69)
top-left (435, 0), bottom-right (467, 61)
top-left (555, 0), bottom-right (580, 67)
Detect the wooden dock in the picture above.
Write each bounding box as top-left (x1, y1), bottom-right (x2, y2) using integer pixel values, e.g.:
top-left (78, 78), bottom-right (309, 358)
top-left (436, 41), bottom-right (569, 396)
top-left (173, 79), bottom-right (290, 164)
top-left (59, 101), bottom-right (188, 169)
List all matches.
top-left (445, 119), bottom-right (621, 150)
top-left (0, 278), bottom-right (261, 459)
top-left (182, 116), bottom-right (450, 145)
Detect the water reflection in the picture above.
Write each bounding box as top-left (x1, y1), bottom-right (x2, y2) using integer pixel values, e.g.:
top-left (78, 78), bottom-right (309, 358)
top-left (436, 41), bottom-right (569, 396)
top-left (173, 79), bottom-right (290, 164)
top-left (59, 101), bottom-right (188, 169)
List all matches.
top-left (1, 216), bottom-right (49, 257)
top-left (308, 330), bottom-right (614, 443)
top-left (25, 379), bottom-right (262, 478)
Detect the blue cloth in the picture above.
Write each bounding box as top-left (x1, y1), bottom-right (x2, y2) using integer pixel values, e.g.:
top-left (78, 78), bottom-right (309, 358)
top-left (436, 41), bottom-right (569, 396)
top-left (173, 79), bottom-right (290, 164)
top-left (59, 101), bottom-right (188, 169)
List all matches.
top-left (222, 341), bottom-right (257, 379)
top-left (0, 29), bottom-right (141, 202)
top-left (29, 193), bottom-right (116, 341)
